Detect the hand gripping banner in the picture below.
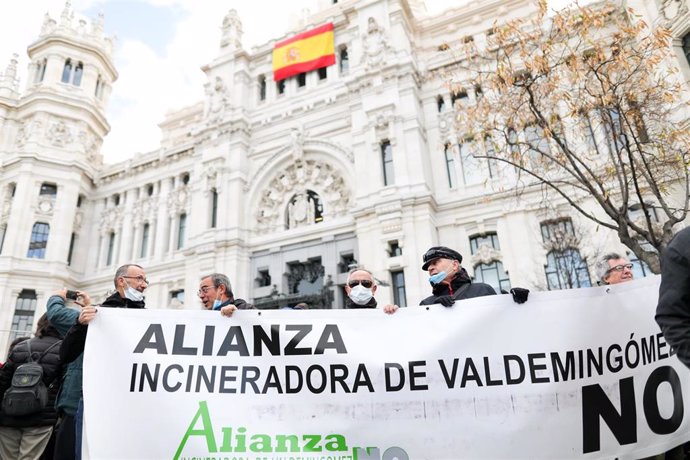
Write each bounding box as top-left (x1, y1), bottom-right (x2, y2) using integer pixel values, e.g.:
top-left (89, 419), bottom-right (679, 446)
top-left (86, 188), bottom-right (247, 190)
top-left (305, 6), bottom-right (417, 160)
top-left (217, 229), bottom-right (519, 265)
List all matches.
top-left (82, 275), bottom-right (690, 459)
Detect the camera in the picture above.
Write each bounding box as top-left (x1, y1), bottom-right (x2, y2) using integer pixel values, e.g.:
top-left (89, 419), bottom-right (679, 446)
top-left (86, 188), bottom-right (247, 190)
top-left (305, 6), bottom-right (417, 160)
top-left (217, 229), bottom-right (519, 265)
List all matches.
top-left (65, 290), bottom-right (79, 300)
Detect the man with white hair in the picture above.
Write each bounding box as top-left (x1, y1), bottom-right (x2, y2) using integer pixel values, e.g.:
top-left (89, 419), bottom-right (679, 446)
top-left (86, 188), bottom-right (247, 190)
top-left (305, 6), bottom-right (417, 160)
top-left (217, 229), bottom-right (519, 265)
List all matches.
top-left (595, 253), bottom-right (634, 285)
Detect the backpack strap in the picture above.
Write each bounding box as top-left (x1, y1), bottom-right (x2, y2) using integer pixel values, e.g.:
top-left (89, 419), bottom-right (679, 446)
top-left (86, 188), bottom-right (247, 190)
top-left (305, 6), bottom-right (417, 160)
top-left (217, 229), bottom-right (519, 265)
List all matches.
top-left (451, 282), bottom-right (473, 301)
top-left (36, 339), bottom-right (62, 364)
top-left (25, 339), bottom-right (33, 363)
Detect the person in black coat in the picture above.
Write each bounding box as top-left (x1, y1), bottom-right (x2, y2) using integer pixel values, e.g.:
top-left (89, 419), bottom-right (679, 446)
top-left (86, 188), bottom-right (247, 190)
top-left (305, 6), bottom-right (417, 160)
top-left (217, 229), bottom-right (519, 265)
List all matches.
top-left (0, 314), bottom-right (62, 460)
top-left (419, 246), bottom-right (497, 306)
top-left (656, 227), bottom-right (690, 368)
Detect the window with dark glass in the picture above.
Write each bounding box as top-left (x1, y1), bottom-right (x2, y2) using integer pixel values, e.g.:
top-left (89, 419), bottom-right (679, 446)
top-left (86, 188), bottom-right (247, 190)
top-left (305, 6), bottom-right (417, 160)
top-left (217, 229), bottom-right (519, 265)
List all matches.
top-left (450, 89), bottom-right (468, 107)
top-left (256, 269), bottom-right (271, 287)
top-left (9, 290), bottom-right (37, 343)
top-left (541, 219), bottom-right (591, 290)
top-left (170, 289), bottom-right (185, 305)
top-left (0, 225), bottom-right (7, 255)
top-left (35, 59), bottom-right (47, 83)
top-left (61, 59), bottom-right (72, 83)
top-left (113, 194), bottom-right (120, 206)
top-left (147, 184), bottom-right (154, 196)
top-left (258, 75), bottom-right (266, 101)
top-left (67, 232), bottom-right (76, 265)
top-left (339, 46), bottom-right (349, 74)
top-left (177, 213), bottom-right (187, 249)
top-left (210, 188), bottom-right (218, 228)
top-left (40, 183), bottom-right (57, 196)
top-left (318, 67), bottom-right (328, 80)
top-left (437, 95), bottom-right (446, 113)
top-left (277, 79), bottom-right (286, 95)
top-left (297, 72), bottom-right (306, 88)
top-left (381, 140), bottom-right (394, 186)
top-left (106, 232), bottom-right (115, 266)
top-left (338, 253), bottom-right (356, 273)
top-left (77, 194), bottom-right (84, 207)
top-left (470, 233), bottom-right (510, 292)
top-left (140, 223), bottom-right (150, 258)
top-left (388, 240), bottom-right (402, 257)
top-left (444, 143), bottom-right (457, 188)
top-left (391, 270), bottom-right (407, 308)
top-left (27, 222), bottom-right (50, 259)
top-left (73, 62), bottom-right (83, 86)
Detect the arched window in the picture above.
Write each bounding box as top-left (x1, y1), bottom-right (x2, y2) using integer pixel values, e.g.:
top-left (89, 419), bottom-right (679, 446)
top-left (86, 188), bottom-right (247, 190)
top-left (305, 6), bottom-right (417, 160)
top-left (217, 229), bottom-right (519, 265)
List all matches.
top-left (683, 31), bottom-right (690, 68)
top-left (444, 143), bottom-right (456, 188)
top-left (381, 140), bottom-right (394, 186)
top-left (61, 59), bottom-right (73, 83)
top-left (286, 190), bottom-right (323, 229)
top-left (27, 222), bottom-right (50, 259)
top-left (35, 59), bottom-right (47, 83)
top-left (73, 62), bottom-right (83, 86)
top-left (339, 45), bottom-right (349, 74)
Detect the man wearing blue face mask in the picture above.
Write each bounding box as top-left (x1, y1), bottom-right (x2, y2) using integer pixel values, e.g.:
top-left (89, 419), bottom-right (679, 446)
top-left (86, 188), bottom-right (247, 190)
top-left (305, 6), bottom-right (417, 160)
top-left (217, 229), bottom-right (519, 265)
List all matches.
top-left (198, 273), bottom-right (253, 316)
top-left (420, 246), bottom-right (497, 307)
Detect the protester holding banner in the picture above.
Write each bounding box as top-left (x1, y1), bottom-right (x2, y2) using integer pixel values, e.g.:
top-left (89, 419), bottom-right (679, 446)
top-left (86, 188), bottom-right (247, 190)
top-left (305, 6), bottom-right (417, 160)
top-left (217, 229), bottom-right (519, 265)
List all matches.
top-left (595, 253), bottom-right (634, 285)
top-left (344, 268), bottom-right (391, 309)
top-left (0, 314), bottom-right (62, 460)
top-left (419, 246), bottom-right (497, 306)
top-left (198, 273), bottom-right (254, 317)
top-left (47, 263), bottom-right (148, 460)
top-left (657, 227), bottom-right (690, 369)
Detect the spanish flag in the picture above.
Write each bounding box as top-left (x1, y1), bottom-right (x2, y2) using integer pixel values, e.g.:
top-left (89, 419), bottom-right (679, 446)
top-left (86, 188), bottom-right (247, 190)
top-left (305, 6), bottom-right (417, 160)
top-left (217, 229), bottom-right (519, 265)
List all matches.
top-left (273, 23), bottom-right (335, 81)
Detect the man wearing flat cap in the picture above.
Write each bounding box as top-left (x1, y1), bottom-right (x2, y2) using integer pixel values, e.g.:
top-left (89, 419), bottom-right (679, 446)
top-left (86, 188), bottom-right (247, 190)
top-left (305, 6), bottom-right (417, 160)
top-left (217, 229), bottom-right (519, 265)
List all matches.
top-left (420, 246), bottom-right (497, 307)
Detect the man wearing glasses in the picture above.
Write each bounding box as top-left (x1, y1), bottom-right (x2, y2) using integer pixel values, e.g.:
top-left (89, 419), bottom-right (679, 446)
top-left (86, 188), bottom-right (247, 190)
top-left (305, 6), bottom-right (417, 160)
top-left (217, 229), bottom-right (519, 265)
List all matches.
top-left (595, 253), bottom-right (634, 285)
top-left (345, 269), bottom-right (388, 309)
top-left (46, 264), bottom-right (147, 459)
top-left (197, 273), bottom-right (253, 316)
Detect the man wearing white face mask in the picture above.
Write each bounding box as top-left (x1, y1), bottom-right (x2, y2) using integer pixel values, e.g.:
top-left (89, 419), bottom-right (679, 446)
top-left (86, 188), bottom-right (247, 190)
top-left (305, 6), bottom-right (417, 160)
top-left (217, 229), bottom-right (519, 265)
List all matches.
top-left (345, 269), bottom-right (391, 309)
top-left (45, 264), bottom-right (147, 459)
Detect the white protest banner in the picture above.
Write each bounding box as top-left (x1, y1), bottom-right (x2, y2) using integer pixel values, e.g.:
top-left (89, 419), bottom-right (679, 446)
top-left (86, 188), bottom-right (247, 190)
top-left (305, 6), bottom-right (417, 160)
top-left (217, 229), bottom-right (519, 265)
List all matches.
top-left (83, 275), bottom-right (690, 459)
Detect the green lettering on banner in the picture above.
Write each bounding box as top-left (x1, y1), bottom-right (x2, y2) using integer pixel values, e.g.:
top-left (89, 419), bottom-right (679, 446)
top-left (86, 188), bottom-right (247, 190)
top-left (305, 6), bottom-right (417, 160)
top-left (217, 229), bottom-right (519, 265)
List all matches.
top-left (174, 401), bottom-right (217, 460)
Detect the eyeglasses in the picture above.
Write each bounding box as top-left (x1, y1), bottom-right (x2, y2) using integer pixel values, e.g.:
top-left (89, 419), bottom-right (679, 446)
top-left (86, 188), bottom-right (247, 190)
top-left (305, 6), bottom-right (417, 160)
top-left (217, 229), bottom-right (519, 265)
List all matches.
top-left (122, 275), bottom-right (149, 285)
top-left (607, 263), bottom-right (633, 274)
top-left (197, 286), bottom-right (215, 296)
top-left (348, 279), bottom-right (373, 288)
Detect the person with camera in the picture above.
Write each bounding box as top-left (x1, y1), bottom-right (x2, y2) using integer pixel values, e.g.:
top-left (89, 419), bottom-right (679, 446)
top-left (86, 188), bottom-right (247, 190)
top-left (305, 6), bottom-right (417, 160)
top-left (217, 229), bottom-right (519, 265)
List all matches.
top-left (46, 263), bottom-right (147, 459)
top-left (0, 314), bottom-right (62, 460)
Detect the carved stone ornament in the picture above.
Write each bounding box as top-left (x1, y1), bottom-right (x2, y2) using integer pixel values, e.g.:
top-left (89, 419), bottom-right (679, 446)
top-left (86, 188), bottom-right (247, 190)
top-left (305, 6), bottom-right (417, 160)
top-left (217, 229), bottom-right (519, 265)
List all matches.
top-left (255, 159), bottom-right (351, 234)
top-left (204, 76), bottom-right (229, 123)
top-left (132, 197), bottom-right (155, 226)
top-left (290, 126), bottom-right (305, 161)
top-left (661, 0), bottom-right (687, 21)
top-left (99, 207), bottom-right (123, 235)
top-left (47, 120), bottom-right (73, 147)
top-left (36, 197), bottom-right (55, 217)
top-left (220, 9), bottom-right (243, 48)
top-left (470, 243), bottom-right (502, 266)
top-left (73, 209), bottom-right (84, 232)
top-left (167, 185), bottom-right (191, 217)
top-left (361, 17), bottom-right (392, 69)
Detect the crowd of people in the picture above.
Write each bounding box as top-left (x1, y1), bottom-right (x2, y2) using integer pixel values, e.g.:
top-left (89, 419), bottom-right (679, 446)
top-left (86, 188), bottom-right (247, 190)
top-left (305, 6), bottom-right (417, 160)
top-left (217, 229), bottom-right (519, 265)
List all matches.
top-left (0, 231), bottom-right (688, 459)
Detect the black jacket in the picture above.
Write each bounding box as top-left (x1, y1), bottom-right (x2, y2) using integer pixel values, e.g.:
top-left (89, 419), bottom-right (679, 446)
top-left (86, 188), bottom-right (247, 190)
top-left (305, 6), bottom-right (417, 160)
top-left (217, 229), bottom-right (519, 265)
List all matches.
top-left (0, 334), bottom-right (62, 427)
top-left (420, 268), bottom-right (496, 305)
top-left (60, 291), bottom-right (145, 364)
top-left (656, 227), bottom-right (690, 368)
top-left (345, 297), bottom-right (378, 309)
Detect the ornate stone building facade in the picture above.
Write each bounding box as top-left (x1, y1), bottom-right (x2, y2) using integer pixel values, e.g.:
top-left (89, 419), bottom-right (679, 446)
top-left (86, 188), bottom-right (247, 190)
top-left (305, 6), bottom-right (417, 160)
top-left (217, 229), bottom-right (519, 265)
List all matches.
top-left (0, 0), bottom-right (688, 354)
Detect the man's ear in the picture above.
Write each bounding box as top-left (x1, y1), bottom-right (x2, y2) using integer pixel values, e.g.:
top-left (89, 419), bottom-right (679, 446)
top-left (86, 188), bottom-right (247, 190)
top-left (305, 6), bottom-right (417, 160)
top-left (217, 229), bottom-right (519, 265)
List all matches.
top-left (218, 284), bottom-right (226, 296)
top-left (371, 284), bottom-right (377, 294)
top-left (344, 285), bottom-right (351, 294)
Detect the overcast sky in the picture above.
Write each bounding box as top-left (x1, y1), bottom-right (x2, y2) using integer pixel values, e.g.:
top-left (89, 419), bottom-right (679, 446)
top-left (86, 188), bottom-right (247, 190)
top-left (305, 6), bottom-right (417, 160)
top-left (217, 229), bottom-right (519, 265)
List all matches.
top-left (0, 1), bottom-right (578, 164)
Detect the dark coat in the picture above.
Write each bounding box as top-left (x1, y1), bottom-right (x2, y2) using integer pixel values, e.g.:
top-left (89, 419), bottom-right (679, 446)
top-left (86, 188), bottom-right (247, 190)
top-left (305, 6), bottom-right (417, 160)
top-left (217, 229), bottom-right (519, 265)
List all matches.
top-left (420, 268), bottom-right (496, 305)
top-left (345, 297), bottom-right (378, 309)
top-left (60, 291), bottom-right (145, 365)
top-left (656, 227), bottom-right (690, 368)
top-left (212, 297), bottom-right (254, 311)
top-left (0, 334), bottom-right (62, 427)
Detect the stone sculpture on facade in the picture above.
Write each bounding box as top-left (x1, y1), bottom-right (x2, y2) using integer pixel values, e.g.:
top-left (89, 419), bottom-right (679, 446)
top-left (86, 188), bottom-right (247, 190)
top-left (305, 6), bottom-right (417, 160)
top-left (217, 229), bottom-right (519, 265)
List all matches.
top-left (204, 76), bottom-right (229, 123)
top-left (361, 17), bottom-right (391, 69)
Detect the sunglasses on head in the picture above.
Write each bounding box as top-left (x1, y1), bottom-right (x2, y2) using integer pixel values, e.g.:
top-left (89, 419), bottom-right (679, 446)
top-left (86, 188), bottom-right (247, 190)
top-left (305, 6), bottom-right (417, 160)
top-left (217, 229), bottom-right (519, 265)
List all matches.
top-left (348, 279), bottom-right (373, 288)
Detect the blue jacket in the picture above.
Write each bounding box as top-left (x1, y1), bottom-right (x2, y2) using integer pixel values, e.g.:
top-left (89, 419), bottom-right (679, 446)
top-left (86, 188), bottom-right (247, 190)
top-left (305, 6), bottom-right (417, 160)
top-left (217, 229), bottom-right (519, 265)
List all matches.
top-left (46, 295), bottom-right (80, 416)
